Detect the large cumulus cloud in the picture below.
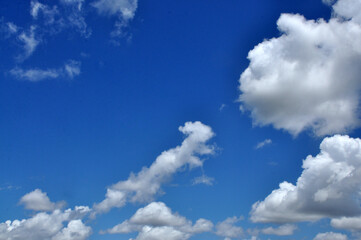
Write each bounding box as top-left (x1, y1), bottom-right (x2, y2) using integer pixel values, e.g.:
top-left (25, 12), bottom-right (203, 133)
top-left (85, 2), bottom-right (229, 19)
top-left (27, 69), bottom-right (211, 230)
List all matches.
top-left (251, 135), bottom-right (361, 223)
top-left (239, 0), bottom-right (361, 136)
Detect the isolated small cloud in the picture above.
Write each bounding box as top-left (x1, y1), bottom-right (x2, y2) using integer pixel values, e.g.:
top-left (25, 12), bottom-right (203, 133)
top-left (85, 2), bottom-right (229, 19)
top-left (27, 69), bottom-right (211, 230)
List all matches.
top-left (192, 174), bottom-right (214, 186)
top-left (255, 139), bottom-right (272, 149)
top-left (19, 189), bottom-right (65, 212)
top-left (251, 135), bottom-right (361, 223)
top-left (10, 67), bottom-right (59, 82)
top-left (64, 60), bottom-right (81, 78)
top-left (10, 60), bottom-right (81, 82)
top-left (261, 224), bottom-right (297, 236)
top-left (93, 121), bottom-right (215, 215)
top-left (239, 0), bottom-right (361, 136)
top-left (313, 232), bottom-right (348, 240)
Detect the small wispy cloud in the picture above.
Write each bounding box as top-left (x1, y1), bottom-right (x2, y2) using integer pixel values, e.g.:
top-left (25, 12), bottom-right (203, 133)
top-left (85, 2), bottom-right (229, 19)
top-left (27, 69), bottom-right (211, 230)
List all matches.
top-left (17, 25), bottom-right (41, 61)
top-left (219, 104), bottom-right (226, 112)
top-left (255, 139), bottom-right (272, 149)
top-left (192, 174), bottom-right (214, 186)
top-left (10, 60), bottom-right (81, 82)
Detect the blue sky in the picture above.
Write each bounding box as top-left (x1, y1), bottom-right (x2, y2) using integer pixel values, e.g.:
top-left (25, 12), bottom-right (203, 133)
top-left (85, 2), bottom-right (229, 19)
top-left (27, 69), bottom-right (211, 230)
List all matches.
top-left (1, 0), bottom-right (361, 239)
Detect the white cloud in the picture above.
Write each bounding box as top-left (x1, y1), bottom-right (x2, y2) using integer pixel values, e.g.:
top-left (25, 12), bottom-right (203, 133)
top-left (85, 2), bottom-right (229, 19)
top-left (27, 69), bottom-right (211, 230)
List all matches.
top-left (0, 205), bottom-right (91, 240)
top-left (261, 224), bottom-right (297, 236)
top-left (255, 139), bottom-right (272, 149)
top-left (105, 202), bottom-right (213, 240)
top-left (333, 0), bottom-right (361, 24)
top-left (92, 0), bottom-right (138, 38)
top-left (30, 0), bottom-right (59, 24)
top-left (10, 60), bottom-right (81, 82)
top-left (251, 135), bottom-right (361, 223)
top-left (313, 232), bottom-right (348, 240)
top-left (215, 216), bottom-right (243, 239)
top-left (92, 0), bottom-right (137, 20)
top-left (331, 216), bottom-right (361, 231)
top-left (239, 0), bottom-right (361, 136)
top-left (64, 60), bottom-right (81, 78)
top-left (52, 220), bottom-right (92, 240)
top-left (17, 25), bottom-right (40, 61)
top-left (93, 121), bottom-right (215, 215)
top-left (10, 67), bottom-right (60, 82)
top-left (19, 189), bottom-right (65, 212)
top-left (192, 174), bottom-right (214, 186)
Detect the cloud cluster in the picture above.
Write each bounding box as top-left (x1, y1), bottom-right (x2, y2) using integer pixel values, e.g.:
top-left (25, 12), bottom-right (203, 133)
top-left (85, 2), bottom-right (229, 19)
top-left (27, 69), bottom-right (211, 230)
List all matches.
top-left (105, 201), bottom-right (213, 239)
top-left (239, 0), bottom-right (361, 136)
top-left (0, 190), bottom-right (91, 240)
top-left (93, 121), bottom-right (215, 214)
top-left (1, 0), bottom-right (139, 82)
top-left (251, 135), bottom-right (361, 223)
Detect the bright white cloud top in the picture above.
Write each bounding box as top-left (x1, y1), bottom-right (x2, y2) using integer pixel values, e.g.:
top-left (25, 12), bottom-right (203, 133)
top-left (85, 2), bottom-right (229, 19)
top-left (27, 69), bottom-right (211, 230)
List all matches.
top-left (251, 135), bottom-right (361, 223)
top-left (93, 121), bottom-right (215, 214)
top-left (0, 198), bottom-right (91, 240)
top-left (19, 189), bottom-right (65, 212)
top-left (313, 231), bottom-right (348, 240)
top-left (105, 201), bottom-right (213, 239)
top-left (239, 0), bottom-right (361, 136)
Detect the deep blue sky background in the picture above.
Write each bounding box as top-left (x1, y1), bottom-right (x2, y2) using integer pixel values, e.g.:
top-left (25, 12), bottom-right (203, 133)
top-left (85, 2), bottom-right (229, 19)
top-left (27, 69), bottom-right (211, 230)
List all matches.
top-left (0, 0), bottom-right (356, 239)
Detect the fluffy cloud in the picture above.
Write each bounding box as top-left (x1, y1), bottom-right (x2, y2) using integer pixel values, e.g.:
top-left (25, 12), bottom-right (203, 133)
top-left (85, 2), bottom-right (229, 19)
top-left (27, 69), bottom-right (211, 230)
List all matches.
top-left (10, 60), bottom-right (81, 81)
top-left (19, 189), bottom-right (65, 212)
top-left (238, 0), bottom-right (361, 136)
top-left (251, 135), bottom-right (361, 223)
top-left (93, 121), bottom-right (215, 214)
top-left (332, 0), bottom-right (361, 24)
top-left (52, 220), bottom-right (92, 240)
top-left (105, 202), bottom-right (213, 240)
top-left (215, 216), bottom-right (243, 239)
top-left (331, 216), bottom-right (361, 231)
top-left (0, 190), bottom-right (91, 240)
top-left (313, 232), bottom-right (348, 240)
top-left (261, 224), bottom-right (297, 236)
